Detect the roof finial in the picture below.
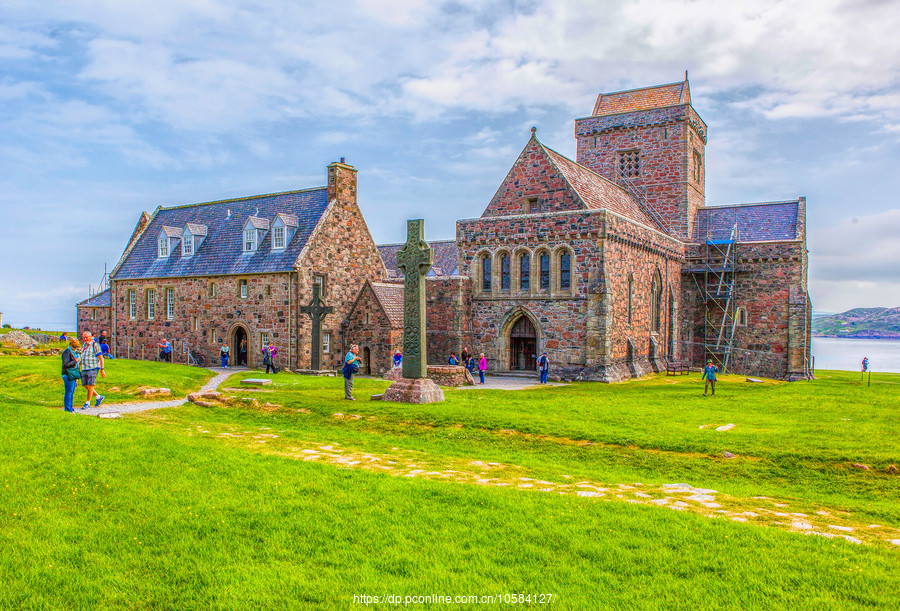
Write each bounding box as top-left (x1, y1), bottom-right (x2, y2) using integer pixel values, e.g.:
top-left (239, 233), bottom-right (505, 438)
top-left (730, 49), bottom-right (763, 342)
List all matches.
top-left (685, 69), bottom-right (689, 82)
top-left (531, 126), bottom-right (537, 136)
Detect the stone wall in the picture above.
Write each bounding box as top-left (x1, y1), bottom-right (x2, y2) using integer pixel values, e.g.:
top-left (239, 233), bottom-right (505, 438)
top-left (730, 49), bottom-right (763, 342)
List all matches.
top-left (575, 104), bottom-right (707, 240)
top-left (680, 240), bottom-right (811, 379)
top-left (77, 306), bottom-right (111, 339)
top-left (112, 273), bottom-right (293, 368)
top-left (426, 276), bottom-right (472, 365)
top-left (344, 281), bottom-right (402, 376)
top-left (295, 161), bottom-right (388, 370)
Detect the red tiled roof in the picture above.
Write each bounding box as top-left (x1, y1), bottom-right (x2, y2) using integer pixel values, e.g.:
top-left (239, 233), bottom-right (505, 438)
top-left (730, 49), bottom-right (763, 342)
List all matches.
top-left (592, 80), bottom-right (690, 116)
top-left (370, 282), bottom-right (404, 328)
top-left (538, 142), bottom-right (657, 228)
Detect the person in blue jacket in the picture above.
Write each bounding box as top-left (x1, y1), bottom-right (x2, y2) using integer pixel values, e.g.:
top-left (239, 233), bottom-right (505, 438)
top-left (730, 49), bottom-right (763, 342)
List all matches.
top-left (537, 352), bottom-right (550, 384)
top-left (702, 360), bottom-right (719, 396)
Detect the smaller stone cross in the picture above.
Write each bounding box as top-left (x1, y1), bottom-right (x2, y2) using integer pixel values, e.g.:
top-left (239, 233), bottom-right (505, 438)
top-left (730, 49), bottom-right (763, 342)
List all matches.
top-left (300, 284), bottom-right (333, 370)
top-left (396, 219), bottom-right (434, 379)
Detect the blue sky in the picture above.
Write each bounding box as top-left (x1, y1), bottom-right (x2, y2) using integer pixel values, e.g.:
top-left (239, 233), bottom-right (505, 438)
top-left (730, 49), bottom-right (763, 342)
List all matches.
top-left (2, 0), bottom-right (899, 329)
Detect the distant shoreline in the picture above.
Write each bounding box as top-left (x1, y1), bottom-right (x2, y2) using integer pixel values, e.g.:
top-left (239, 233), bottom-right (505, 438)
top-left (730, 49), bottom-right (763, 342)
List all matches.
top-left (812, 334), bottom-right (900, 340)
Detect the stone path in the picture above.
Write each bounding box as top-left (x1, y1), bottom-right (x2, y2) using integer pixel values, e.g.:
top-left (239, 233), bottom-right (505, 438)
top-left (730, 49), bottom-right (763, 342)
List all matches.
top-left (79, 367), bottom-right (234, 417)
top-left (456, 375), bottom-right (569, 391)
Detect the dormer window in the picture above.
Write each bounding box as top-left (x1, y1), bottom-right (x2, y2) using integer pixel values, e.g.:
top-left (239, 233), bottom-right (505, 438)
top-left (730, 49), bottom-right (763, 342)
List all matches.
top-left (273, 226), bottom-right (285, 249)
top-left (271, 213), bottom-right (298, 250)
top-left (157, 226), bottom-right (181, 258)
top-left (242, 216), bottom-right (269, 254)
top-left (181, 223), bottom-right (207, 258)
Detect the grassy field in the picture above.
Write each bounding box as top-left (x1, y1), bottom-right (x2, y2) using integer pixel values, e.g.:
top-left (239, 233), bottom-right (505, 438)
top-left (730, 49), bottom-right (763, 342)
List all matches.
top-left (1, 357), bottom-right (898, 609)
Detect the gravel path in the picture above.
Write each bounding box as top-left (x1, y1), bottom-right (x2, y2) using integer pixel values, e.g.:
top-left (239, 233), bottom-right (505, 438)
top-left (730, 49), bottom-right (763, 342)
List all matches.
top-left (456, 375), bottom-right (569, 391)
top-left (79, 367), bottom-right (236, 417)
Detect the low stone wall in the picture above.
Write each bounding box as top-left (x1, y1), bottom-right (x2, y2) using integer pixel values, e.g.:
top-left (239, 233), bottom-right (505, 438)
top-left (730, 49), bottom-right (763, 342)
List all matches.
top-left (428, 365), bottom-right (475, 387)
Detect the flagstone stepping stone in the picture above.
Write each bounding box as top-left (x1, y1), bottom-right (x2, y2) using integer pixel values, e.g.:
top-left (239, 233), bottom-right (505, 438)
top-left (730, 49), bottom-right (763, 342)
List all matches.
top-left (842, 536), bottom-right (862, 544)
top-left (890, 540), bottom-right (900, 546)
top-left (577, 491), bottom-right (603, 497)
top-left (746, 378), bottom-right (764, 383)
top-left (98, 412), bottom-right (121, 419)
top-left (715, 423), bottom-right (735, 431)
top-left (828, 525), bottom-right (853, 532)
top-left (241, 378), bottom-right (272, 386)
top-left (792, 521), bottom-right (814, 530)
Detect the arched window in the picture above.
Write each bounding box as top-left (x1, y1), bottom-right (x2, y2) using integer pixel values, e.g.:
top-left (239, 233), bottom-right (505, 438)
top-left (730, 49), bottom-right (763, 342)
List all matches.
top-left (737, 307), bottom-right (747, 326)
top-left (650, 271), bottom-right (662, 333)
top-left (539, 253), bottom-right (550, 290)
top-left (500, 254), bottom-right (511, 291)
top-left (559, 251), bottom-right (571, 291)
top-left (519, 254), bottom-right (530, 292)
top-left (627, 274), bottom-right (634, 324)
top-left (480, 255), bottom-right (491, 293)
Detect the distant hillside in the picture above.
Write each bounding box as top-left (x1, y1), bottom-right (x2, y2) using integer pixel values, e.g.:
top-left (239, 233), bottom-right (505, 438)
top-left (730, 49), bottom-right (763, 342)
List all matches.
top-left (813, 307), bottom-right (900, 339)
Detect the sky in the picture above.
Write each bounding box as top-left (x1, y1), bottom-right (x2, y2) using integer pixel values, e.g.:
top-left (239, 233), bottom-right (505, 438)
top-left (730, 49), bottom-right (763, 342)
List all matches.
top-left (1, 0), bottom-right (899, 329)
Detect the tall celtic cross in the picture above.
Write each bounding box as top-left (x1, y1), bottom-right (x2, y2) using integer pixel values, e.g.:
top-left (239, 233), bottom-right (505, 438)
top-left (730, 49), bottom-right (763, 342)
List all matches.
top-left (300, 284), bottom-right (333, 370)
top-left (396, 219), bottom-right (434, 379)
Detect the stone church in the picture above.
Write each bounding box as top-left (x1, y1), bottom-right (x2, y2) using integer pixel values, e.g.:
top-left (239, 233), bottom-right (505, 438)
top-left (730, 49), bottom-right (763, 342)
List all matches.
top-left (78, 77), bottom-right (812, 381)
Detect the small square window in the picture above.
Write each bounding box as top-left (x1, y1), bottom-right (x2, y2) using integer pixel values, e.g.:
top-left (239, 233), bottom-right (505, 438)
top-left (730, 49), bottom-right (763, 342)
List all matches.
top-left (323, 333), bottom-right (331, 354)
top-left (239, 279), bottom-right (248, 299)
top-left (314, 274), bottom-right (325, 295)
top-left (618, 149), bottom-right (640, 178)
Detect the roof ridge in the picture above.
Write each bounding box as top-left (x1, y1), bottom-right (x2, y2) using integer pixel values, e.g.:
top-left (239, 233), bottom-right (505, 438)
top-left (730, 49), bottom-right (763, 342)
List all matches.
top-left (598, 80), bottom-right (686, 97)
top-left (159, 186), bottom-right (327, 211)
top-left (377, 238), bottom-right (456, 247)
top-left (537, 140), bottom-right (631, 195)
top-left (700, 199), bottom-right (800, 210)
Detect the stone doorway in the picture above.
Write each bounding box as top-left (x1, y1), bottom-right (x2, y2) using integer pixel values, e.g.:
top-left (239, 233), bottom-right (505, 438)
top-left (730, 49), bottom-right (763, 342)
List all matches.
top-left (231, 325), bottom-right (249, 367)
top-left (362, 346), bottom-right (371, 375)
top-left (509, 316), bottom-right (537, 371)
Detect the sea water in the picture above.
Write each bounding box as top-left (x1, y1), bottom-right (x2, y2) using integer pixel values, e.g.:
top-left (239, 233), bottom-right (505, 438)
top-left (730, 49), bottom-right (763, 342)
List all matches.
top-left (812, 338), bottom-right (900, 373)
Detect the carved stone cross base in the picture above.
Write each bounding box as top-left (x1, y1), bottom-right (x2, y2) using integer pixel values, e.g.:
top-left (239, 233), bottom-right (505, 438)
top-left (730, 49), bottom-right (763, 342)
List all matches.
top-left (382, 377), bottom-right (445, 404)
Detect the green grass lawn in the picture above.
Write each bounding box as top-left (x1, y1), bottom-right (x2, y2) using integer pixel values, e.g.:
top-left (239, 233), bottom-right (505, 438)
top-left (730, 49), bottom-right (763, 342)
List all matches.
top-left (1, 358), bottom-right (898, 609)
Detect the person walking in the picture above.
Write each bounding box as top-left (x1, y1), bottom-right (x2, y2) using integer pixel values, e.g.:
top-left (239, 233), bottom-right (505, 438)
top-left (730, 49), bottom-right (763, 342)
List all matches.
top-left (61, 337), bottom-right (81, 413)
top-left (343, 344), bottom-right (361, 400)
top-left (478, 352), bottom-right (487, 384)
top-left (220, 342), bottom-right (230, 368)
top-left (80, 331), bottom-right (106, 409)
top-left (448, 352), bottom-right (459, 365)
top-left (702, 360), bottom-right (719, 396)
top-left (538, 351), bottom-right (550, 384)
top-left (240, 339), bottom-right (248, 367)
top-left (263, 340), bottom-right (278, 374)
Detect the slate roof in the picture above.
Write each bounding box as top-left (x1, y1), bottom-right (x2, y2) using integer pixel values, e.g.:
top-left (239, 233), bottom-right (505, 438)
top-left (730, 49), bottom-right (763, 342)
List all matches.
top-left (370, 282), bottom-right (404, 328)
top-left (592, 80), bottom-right (691, 116)
top-left (77, 288), bottom-right (111, 308)
top-left (160, 225), bottom-right (183, 238)
top-left (275, 213), bottom-right (299, 227)
top-left (378, 240), bottom-right (459, 278)
top-left (693, 201), bottom-right (801, 243)
top-left (184, 223), bottom-right (208, 235)
top-left (112, 187), bottom-right (329, 280)
top-left (246, 216), bottom-right (270, 230)
top-left (538, 142), bottom-right (657, 228)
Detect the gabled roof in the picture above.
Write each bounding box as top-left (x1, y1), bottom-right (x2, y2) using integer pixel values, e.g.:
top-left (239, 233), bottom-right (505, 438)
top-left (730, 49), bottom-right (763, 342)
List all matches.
top-left (160, 225), bottom-right (183, 238)
top-left (245, 216), bottom-right (270, 230)
top-left (184, 223), bottom-right (208, 236)
top-left (592, 79), bottom-right (691, 116)
top-left (379, 240), bottom-right (459, 278)
top-left (693, 201), bottom-right (801, 243)
top-left (370, 282), bottom-right (404, 328)
top-left (536, 140), bottom-right (657, 228)
top-left (112, 187), bottom-right (329, 280)
top-left (77, 288), bottom-right (111, 308)
top-left (275, 213), bottom-right (299, 227)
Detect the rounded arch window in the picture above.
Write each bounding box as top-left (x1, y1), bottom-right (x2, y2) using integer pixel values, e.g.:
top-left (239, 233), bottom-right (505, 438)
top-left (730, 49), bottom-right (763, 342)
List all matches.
top-left (559, 250), bottom-right (572, 291)
top-left (650, 270), bottom-right (662, 333)
top-left (737, 307), bottom-right (747, 326)
top-left (518, 252), bottom-right (530, 292)
top-left (538, 252), bottom-right (550, 291)
top-left (479, 253), bottom-right (492, 293)
top-left (499, 253), bottom-right (511, 291)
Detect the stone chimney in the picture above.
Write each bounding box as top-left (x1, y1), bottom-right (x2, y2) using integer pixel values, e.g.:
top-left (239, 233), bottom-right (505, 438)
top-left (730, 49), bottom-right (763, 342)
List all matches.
top-left (327, 158), bottom-right (358, 205)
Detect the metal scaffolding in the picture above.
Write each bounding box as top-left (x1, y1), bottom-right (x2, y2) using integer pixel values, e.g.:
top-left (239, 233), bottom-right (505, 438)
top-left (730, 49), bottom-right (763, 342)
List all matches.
top-left (687, 226), bottom-right (738, 372)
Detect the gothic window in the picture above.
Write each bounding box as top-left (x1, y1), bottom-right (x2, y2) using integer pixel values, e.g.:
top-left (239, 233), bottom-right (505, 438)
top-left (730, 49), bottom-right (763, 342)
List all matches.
top-left (618, 149), bottom-right (641, 178)
top-left (500, 254), bottom-right (511, 291)
top-left (627, 274), bottom-right (634, 325)
top-left (539, 253), bottom-right (550, 290)
top-left (650, 271), bottom-right (662, 333)
top-left (559, 252), bottom-right (571, 291)
top-left (519, 254), bottom-right (530, 291)
top-left (481, 255), bottom-right (491, 292)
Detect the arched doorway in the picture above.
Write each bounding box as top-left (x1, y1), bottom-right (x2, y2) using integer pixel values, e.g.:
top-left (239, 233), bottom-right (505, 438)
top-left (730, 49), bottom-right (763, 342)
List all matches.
top-left (362, 346), bottom-right (371, 375)
top-left (509, 316), bottom-right (537, 371)
top-left (231, 325), bottom-right (249, 367)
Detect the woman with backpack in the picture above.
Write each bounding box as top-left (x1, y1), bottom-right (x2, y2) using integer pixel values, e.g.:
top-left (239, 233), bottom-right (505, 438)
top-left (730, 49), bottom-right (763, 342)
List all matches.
top-left (343, 344), bottom-right (361, 400)
top-left (262, 340), bottom-right (278, 374)
top-left (61, 338), bottom-right (81, 413)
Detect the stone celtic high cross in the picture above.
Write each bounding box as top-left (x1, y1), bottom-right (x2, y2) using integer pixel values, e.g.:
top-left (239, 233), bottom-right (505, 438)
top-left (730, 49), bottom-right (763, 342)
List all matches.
top-left (396, 219), bottom-right (433, 379)
top-left (300, 284), bottom-right (333, 371)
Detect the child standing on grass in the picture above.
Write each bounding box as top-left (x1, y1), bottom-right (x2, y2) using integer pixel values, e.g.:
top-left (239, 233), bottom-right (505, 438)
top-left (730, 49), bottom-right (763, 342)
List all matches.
top-left (478, 353), bottom-right (487, 384)
top-left (61, 338), bottom-right (81, 413)
top-left (702, 360), bottom-right (719, 396)
top-left (220, 342), bottom-right (230, 368)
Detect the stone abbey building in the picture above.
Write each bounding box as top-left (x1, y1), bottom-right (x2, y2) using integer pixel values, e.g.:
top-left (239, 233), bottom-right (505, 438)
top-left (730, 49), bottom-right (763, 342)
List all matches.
top-left (79, 77), bottom-right (812, 381)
